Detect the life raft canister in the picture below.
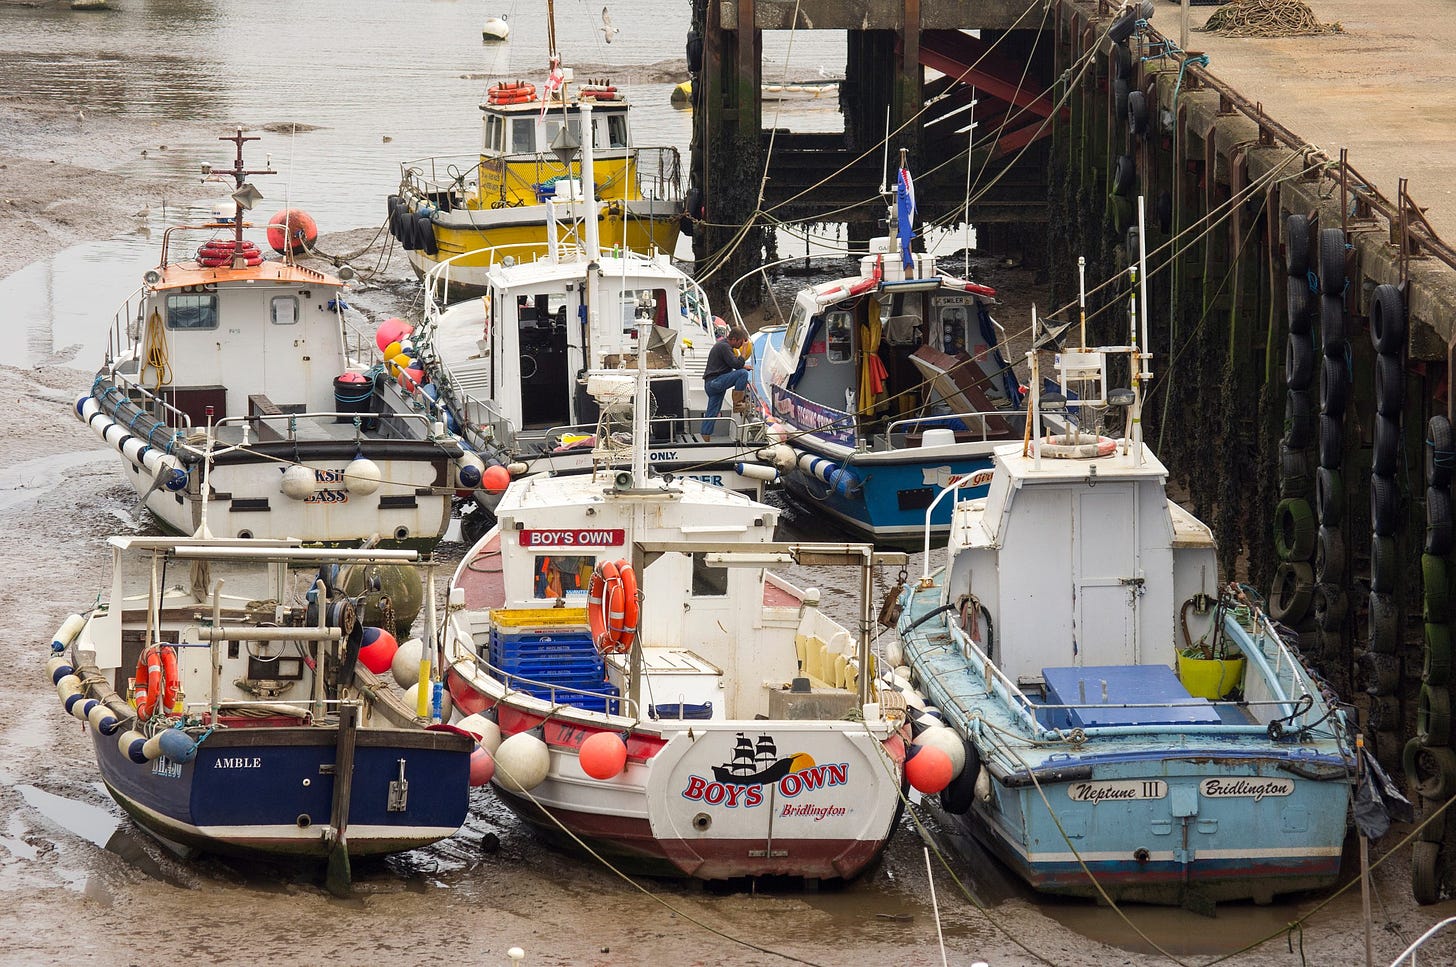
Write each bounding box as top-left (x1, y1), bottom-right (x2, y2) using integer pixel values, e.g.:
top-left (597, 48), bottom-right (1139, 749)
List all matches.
top-left (587, 559), bottom-right (639, 655)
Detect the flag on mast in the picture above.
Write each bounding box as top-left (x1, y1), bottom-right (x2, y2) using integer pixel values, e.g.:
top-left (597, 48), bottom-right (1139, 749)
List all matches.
top-left (896, 167), bottom-right (916, 272)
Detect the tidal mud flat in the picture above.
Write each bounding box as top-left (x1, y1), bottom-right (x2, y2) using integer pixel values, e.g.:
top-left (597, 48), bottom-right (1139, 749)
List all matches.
top-left (1, 15), bottom-right (1454, 967)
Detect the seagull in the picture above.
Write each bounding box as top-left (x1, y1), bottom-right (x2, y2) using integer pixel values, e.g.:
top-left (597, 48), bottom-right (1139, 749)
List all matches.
top-left (599, 6), bottom-right (618, 43)
top-left (75, 109), bottom-right (85, 127)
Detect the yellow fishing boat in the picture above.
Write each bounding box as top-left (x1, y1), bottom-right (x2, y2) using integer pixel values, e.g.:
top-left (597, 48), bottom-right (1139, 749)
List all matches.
top-left (392, 5), bottom-right (683, 296)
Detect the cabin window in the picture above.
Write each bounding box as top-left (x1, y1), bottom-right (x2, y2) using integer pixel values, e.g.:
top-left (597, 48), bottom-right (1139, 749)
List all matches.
top-left (542, 117), bottom-right (581, 153)
top-left (605, 114), bottom-right (628, 148)
top-left (166, 293), bottom-right (218, 330)
top-left (511, 117), bottom-right (536, 154)
top-left (781, 299), bottom-right (812, 358)
top-left (825, 310), bottom-right (853, 363)
top-left (270, 296), bottom-right (299, 326)
top-left (939, 304), bottom-right (970, 356)
top-left (485, 115), bottom-right (504, 153)
top-left (690, 553), bottom-right (729, 597)
top-left (531, 554), bottom-right (594, 598)
top-left (619, 288), bottom-right (667, 333)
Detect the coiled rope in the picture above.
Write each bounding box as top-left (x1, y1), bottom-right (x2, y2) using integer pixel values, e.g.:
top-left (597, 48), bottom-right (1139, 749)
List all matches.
top-left (1201, 0), bottom-right (1343, 38)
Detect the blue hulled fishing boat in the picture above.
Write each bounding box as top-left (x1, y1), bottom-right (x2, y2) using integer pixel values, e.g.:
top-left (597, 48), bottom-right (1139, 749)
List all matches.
top-left (745, 155), bottom-right (1028, 543)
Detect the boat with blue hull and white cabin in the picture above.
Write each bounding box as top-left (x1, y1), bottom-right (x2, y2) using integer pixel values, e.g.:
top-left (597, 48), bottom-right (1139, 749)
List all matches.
top-left (745, 158), bottom-right (1028, 544)
top-left (891, 311), bottom-right (1356, 906)
top-left (47, 537), bottom-right (474, 895)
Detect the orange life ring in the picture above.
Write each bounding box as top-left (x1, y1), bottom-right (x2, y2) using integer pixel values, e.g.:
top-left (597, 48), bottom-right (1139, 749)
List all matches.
top-left (488, 81), bottom-right (536, 103)
top-left (580, 85), bottom-right (617, 100)
top-left (133, 644), bottom-right (179, 718)
top-left (587, 559), bottom-right (639, 655)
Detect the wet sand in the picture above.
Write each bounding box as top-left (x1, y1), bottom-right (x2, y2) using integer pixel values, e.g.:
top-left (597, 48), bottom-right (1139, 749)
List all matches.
top-left (2, 67), bottom-right (1454, 967)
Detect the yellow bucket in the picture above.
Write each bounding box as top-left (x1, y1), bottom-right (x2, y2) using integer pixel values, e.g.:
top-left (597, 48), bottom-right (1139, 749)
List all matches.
top-left (1177, 654), bottom-right (1246, 700)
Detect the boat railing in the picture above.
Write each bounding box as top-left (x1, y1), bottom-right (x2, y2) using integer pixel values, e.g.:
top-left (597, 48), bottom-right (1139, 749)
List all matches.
top-left (1389, 916), bottom-right (1456, 966)
top-left (211, 408), bottom-right (443, 444)
top-left (462, 650), bottom-right (639, 720)
top-left (105, 368), bottom-right (196, 432)
top-left (401, 145), bottom-right (682, 209)
top-left (1222, 605), bottom-right (1340, 735)
top-left (885, 408), bottom-right (1023, 449)
top-left (398, 155), bottom-right (482, 208)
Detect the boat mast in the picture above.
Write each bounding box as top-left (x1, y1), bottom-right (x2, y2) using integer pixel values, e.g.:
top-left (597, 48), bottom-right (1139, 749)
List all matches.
top-left (215, 129), bottom-right (275, 265)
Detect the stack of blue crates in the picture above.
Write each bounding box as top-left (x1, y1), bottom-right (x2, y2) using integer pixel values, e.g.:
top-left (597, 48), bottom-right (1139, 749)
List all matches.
top-left (489, 624), bottom-right (619, 712)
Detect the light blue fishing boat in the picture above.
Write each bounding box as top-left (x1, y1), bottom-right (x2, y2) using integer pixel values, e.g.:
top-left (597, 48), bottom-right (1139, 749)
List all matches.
top-left (891, 319), bottom-right (1356, 907)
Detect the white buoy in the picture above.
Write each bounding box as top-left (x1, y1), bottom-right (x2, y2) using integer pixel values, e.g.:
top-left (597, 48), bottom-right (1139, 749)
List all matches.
top-left (280, 464), bottom-right (317, 500)
top-left (344, 457), bottom-right (382, 496)
top-left (884, 638), bottom-right (904, 668)
top-left (455, 712), bottom-right (502, 753)
top-left (117, 729), bottom-right (146, 762)
top-left (494, 731), bottom-right (550, 792)
top-left (892, 665), bottom-right (912, 681)
top-left (403, 682), bottom-right (452, 719)
top-left (913, 725), bottom-right (966, 777)
top-left (392, 636), bottom-right (424, 688)
top-left (975, 768), bottom-right (993, 802)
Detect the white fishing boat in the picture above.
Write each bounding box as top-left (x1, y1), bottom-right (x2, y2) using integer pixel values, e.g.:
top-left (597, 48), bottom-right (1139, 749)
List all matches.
top-left (46, 537), bottom-right (474, 895)
top-left (438, 338), bottom-right (925, 882)
top-left (77, 130), bottom-right (482, 549)
top-left (409, 100), bottom-right (773, 545)
top-left (393, 0), bottom-right (683, 297)
top-left (891, 251), bottom-right (1357, 906)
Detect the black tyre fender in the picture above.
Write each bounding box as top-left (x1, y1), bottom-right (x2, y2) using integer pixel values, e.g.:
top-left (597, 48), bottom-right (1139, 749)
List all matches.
top-left (1375, 353), bottom-right (1404, 417)
top-left (1112, 40), bottom-right (1133, 80)
top-left (1370, 473), bottom-right (1400, 538)
top-left (1410, 743), bottom-right (1456, 799)
top-left (1370, 283), bottom-right (1407, 355)
top-left (1372, 413), bottom-right (1399, 476)
top-left (1112, 154), bottom-right (1135, 196)
top-left (1427, 486), bottom-right (1453, 556)
top-left (415, 212), bottom-right (438, 256)
top-left (1426, 415), bottom-right (1454, 488)
top-left (1417, 685), bottom-right (1451, 746)
top-left (1358, 649), bottom-right (1400, 696)
top-left (1284, 389), bottom-right (1314, 449)
top-left (1318, 227), bottom-right (1347, 295)
top-left (1319, 356), bottom-right (1349, 417)
top-left (1319, 295), bottom-right (1346, 355)
top-left (1312, 583), bottom-right (1347, 632)
top-left (1371, 533), bottom-right (1398, 593)
top-left (1424, 622), bottom-right (1453, 687)
top-left (1113, 80), bottom-right (1130, 128)
top-left (1285, 213), bottom-right (1310, 278)
top-left (1315, 525), bottom-right (1345, 583)
top-left (1285, 332), bottom-right (1315, 390)
top-left (1281, 444), bottom-right (1311, 485)
top-left (938, 740), bottom-right (981, 815)
top-left (1318, 413), bottom-right (1344, 472)
top-left (1127, 89), bottom-right (1149, 137)
top-left (1274, 498), bottom-right (1316, 562)
top-left (1268, 561), bottom-right (1314, 623)
top-left (1411, 840), bottom-right (1442, 906)
top-left (1368, 591), bottom-right (1399, 654)
top-left (1423, 555), bottom-right (1450, 624)
top-left (1315, 467), bottom-right (1344, 525)
top-left (1286, 277), bottom-right (1312, 334)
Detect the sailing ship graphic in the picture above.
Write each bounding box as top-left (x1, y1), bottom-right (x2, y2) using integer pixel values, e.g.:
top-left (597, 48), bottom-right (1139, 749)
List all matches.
top-left (711, 732), bottom-right (797, 785)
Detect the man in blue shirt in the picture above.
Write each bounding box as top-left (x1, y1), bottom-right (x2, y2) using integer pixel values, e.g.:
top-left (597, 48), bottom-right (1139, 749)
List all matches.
top-left (701, 325), bottom-right (751, 438)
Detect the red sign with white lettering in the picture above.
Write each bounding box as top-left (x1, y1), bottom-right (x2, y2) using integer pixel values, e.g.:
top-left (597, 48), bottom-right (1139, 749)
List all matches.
top-left (519, 529), bottom-right (625, 548)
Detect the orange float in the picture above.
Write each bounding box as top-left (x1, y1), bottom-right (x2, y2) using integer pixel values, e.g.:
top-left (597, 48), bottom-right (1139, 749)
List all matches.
top-left (587, 559), bottom-right (639, 654)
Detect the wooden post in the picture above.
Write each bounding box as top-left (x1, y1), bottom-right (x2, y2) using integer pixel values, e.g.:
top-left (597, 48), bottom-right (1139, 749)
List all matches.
top-left (325, 702), bottom-right (359, 897)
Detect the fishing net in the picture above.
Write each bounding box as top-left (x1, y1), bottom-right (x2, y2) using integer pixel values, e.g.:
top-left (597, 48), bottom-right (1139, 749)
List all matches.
top-left (1199, 0), bottom-right (1343, 37)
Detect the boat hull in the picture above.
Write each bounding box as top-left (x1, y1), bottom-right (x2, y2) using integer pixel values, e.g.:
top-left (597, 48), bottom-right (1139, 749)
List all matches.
top-left (451, 675), bottom-right (905, 881)
top-left (778, 441), bottom-right (995, 543)
top-left (950, 761), bottom-right (1348, 905)
top-left (90, 723), bottom-right (471, 859)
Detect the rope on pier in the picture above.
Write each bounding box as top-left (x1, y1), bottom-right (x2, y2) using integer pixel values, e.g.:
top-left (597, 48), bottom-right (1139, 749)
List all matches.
top-left (1200, 0), bottom-right (1344, 37)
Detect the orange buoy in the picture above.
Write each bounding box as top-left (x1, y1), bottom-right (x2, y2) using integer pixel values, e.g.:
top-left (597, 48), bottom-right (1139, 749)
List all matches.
top-left (481, 464), bottom-right (511, 493)
top-left (905, 743), bottom-right (953, 794)
top-left (267, 209), bottom-right (318, 254)
top-left (579, 731), bottom-right (628, 780)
